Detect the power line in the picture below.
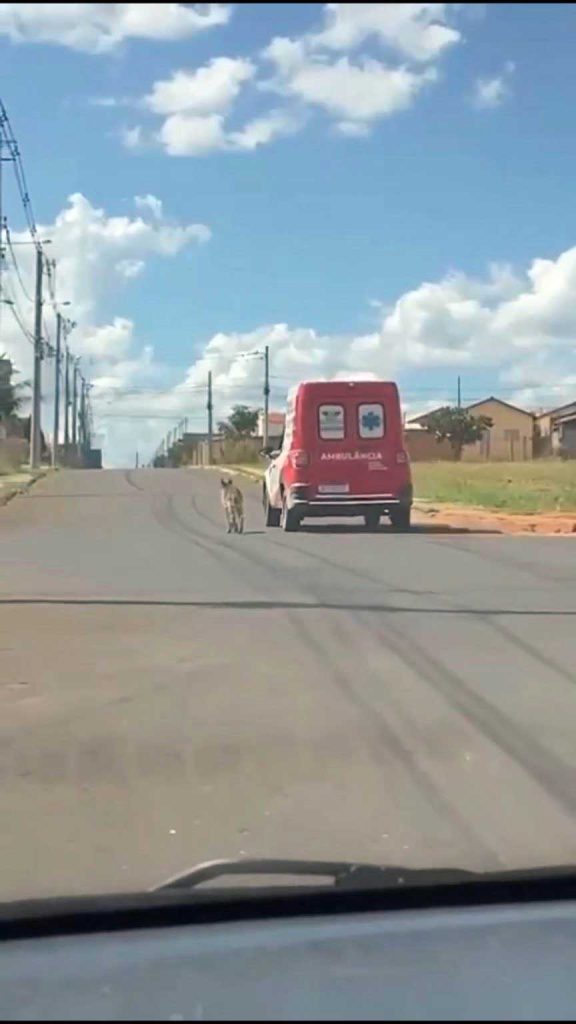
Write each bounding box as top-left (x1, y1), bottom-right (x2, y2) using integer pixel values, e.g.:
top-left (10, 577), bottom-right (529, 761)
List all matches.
top-left (4, 223), bottom-right (33, 302)
top-left (0, 98), bottom-right (41, 250)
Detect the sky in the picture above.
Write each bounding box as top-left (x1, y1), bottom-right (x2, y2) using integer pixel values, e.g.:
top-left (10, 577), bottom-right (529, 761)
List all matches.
top-left (1, 3), bottom-right (576, 466)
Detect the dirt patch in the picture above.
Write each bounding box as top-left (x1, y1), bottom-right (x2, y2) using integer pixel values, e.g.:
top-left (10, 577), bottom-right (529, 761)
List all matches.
top-left (415, 501), bottom-right (576, 536)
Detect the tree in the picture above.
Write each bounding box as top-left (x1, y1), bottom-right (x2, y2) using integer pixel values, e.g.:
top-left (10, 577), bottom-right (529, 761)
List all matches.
top-left (424, 406), bottom-right (493, 460)
top-left (0, 355), bottom-right (28, 423)
top-left (218, 404), bottom-right (259, 438)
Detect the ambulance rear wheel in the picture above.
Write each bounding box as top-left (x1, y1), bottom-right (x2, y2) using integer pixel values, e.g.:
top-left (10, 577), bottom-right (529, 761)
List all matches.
top-left (363, 510), bottom-right (380, 531)
top-left (264, 493), bottom-right (281, 527)
top-left (281, 495), bottom-right (300, 532)
top-left (390, 506), bottom-right (411, 530)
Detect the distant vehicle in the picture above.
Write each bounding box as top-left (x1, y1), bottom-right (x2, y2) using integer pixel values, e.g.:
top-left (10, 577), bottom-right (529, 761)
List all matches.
top-left (262, 380), bottom-right (412, 532)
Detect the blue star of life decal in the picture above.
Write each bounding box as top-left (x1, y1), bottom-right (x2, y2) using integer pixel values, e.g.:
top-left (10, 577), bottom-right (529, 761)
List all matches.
top-left (361, 410), bottom-right (381, 432)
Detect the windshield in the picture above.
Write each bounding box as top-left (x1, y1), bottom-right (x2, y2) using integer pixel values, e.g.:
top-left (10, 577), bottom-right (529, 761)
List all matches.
top-left (1, 3), bottom-right (576, 904)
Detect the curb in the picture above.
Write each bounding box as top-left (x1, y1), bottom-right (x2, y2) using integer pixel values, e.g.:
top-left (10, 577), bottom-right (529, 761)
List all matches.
top-left (0, 470), bottom-right (46, 508)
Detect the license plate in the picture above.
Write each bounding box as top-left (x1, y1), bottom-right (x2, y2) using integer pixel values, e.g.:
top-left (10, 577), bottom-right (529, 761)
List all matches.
top-left (318, 483), bottom-right (350, 494)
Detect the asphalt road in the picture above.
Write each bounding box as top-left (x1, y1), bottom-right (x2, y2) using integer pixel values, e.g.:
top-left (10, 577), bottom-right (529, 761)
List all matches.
top-left (1, 467), bottom-right (576, 900)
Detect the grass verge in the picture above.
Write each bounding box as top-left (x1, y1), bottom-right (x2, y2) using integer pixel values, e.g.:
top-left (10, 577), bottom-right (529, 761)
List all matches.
top-left (413, 460), bottom-right (576, 513)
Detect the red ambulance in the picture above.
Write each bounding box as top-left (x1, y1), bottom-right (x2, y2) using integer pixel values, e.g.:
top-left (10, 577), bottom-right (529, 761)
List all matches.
top-left (262, 380), bottom-right (412, 532)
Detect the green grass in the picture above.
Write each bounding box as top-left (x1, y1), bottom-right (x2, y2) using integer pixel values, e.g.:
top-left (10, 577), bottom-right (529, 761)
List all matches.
top-left (413, 460), bottom-right (576, 513)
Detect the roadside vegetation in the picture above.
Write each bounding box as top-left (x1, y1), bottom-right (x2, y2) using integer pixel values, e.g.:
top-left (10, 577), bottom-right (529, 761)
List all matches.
top-left (414, 460), bottom-right (576, 513)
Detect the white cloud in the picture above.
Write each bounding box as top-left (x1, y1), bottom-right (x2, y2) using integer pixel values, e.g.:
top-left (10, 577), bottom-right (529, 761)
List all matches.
top-left (40, 193), bottom-right (209, 317)
top-left (115, 259), bottom-right (145, 278)
top-left (159, 113), bottom-right (227, 156)
top-left (1, 192), bottom-right (212, 465)
top-left (77, 318), bottom-right (135, 359)
top-left (228, 109), bottom-right (302, 150)
top-left (133, 4), bottom-right (466, 158)
top-left (11, 197), bottom-right (576, 467)
top-left (157, 108), bottom-right (300, 156)
top-left (335, 120), bottom-right (371, 137)
top-left (473, 62), bottom-right (515, 109)
top-left (144, 57), bottom-right (299, 156)
top-left (310, 3), bottom-right (461, 61)
top-left (145, 57), bottom-right (255, 115)
top-left (134, 194), bottom-right (163, 219)
top-left (101, 243), bottom-right (576, 463)
top-left (0, 3), bottom-right (231, 53)
top-left (121, 125), bottom-right (144, 150)
top-left (266, 52), bottom-right (436, 122)
top-left (261, 4), bottom-right (461, 131)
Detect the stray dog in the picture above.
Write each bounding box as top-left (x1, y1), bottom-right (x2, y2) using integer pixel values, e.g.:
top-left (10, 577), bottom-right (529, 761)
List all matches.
top-left (220, 478), bottom-right (244, 534)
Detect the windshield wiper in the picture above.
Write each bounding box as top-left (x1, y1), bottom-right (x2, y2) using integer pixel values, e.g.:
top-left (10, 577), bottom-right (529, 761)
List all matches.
top-left (154, 858), bottom-right (477, 892)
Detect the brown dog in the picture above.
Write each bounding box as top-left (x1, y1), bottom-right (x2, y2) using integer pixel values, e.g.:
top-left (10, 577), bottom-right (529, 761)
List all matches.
top-left (220, 478), bottom-right (244, 533)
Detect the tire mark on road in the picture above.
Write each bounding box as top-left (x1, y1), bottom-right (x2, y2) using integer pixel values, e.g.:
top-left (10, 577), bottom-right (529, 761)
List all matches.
top-left (190, 491), bottom-right (434, 598)
top-left (288, 609), bottom-right (501, 865)
top-left (371, 614), bottom-right (576, 821)
top-left (424, 535), bottom-right (576, 586)
top-left (123, 470), bottom-right (147, 492)
top-left (486, 618), bottom-right (576, 689)
top-left (181, 483), bottom-right (576, 717)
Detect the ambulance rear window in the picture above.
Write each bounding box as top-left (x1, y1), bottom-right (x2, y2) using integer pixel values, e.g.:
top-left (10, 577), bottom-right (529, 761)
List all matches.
top-left (318, 404), bottom-right (345, 440)
top-left (358, 403), bottom-right (386, 439)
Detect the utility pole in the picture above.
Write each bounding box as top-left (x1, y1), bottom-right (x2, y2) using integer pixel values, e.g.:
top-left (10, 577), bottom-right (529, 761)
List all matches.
top-left (51, 311), bottom-right (62, 467)
top-left (78, 376), bottom-right (86, 454)
top-left (207, 370), bottom-right (213, 465)
top-left (30, 246), bottom-right (43, 468)
top-left (72, 359), bottom-right (79, 448)
top-left (64, 345), bottom-right (70, 450)
top-left (263, 344), bottom-right (270, 450)
top-left (0, 131), bottom-right (3, 339)
top-left (457, 375), bottom-right (462, 409)
top-left (84, 382), bottom-right (92, 454)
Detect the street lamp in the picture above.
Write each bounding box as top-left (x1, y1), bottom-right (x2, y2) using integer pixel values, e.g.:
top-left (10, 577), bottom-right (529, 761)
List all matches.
top-left (236, 345), bottom-right (270, 448)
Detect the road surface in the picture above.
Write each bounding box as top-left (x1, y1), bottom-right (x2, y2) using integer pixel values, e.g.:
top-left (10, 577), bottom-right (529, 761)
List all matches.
top-left (1, 468), bottom-right (576, 900)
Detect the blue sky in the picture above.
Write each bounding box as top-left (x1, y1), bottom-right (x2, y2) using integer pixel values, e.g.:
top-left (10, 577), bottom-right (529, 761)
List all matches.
top-left (2, 3), bottom-right (576, 464)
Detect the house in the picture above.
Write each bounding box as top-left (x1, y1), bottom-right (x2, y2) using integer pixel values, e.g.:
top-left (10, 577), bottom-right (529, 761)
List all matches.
top-left (403, 423), bottom-right (455, 461)
top-left (536, 401), bottom-right (576, 457)
top-left (410, 397), bottom-right (535, 461)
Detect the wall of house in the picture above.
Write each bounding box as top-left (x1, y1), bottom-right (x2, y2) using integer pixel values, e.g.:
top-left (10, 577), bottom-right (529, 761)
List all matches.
top-left (462, 400), bottom-right (534, 461)
top-left (536, 404), bottom-right (576, 457)
top-left (403, 429), bottom-right (455, 461)
top-left (560, 420), bottom-right (576, 456)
